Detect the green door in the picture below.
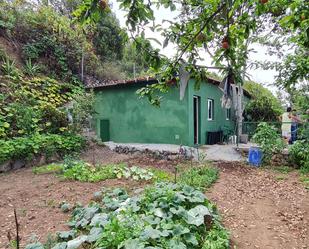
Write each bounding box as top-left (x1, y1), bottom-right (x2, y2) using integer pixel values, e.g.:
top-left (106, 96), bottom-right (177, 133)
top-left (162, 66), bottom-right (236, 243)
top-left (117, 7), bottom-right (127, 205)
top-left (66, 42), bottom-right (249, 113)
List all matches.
top-left (100, 119), bottom-right (110, 142)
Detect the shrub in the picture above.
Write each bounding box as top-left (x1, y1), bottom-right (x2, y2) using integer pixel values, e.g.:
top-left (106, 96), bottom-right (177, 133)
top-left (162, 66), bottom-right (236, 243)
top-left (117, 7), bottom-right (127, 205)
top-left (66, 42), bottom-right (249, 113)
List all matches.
top-left (0, 133), bottom-right (85, 164)
top-left (26, 183), bottom-right (229, 249)
top-left (289, 140), bottom-right (309, 174)
top-left (252, 122), bottom-right (285, 164)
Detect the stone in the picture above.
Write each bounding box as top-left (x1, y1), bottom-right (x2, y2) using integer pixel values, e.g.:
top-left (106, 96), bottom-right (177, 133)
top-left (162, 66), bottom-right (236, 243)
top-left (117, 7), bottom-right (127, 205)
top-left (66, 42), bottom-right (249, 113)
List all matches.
top-left (0, 161), bottom-right (12, 173)
top-left (12, 159), bottom-right (26, 170)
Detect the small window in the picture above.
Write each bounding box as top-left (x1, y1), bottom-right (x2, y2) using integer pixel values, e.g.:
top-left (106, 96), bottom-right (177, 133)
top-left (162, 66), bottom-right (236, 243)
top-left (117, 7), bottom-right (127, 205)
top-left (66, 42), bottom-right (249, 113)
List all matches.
top-left (226, 108), bottom-right (231, 120)
top-left (207, 99), bottom-right (214, 120)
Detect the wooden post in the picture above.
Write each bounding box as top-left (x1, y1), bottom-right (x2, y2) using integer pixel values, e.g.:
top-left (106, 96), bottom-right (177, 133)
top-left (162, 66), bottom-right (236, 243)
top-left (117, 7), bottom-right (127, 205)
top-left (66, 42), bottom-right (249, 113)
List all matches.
top-left (236, 85), bottom-right (243, 146)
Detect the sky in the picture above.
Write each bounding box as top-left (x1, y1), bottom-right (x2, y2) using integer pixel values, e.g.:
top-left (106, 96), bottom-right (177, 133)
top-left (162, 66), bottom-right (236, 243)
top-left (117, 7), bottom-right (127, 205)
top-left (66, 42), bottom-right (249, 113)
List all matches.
top-left (111, 1), bottom-right (279, 93)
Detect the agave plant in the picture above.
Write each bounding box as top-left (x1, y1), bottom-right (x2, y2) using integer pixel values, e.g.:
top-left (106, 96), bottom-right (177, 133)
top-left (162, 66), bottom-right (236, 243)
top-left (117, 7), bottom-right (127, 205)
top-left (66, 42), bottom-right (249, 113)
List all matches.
top-left (24, 59), bottom-right (40, 76)
top-left (1, 57), bottom-right (19, 77)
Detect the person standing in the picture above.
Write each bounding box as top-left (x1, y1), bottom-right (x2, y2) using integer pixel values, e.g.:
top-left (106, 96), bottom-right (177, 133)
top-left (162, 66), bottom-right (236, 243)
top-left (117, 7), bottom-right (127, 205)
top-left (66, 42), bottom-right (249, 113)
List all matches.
top-left (290, 109), bottom-right (302, 144)
top-left (281, 107), bottom-right (292, 144)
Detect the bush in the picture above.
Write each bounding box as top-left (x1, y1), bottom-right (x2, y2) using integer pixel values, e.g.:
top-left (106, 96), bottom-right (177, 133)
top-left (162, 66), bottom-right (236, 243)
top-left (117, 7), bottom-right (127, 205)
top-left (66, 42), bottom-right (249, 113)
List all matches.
top-left (289, 140), bottom-right (309, 174)
top-left (252, 122), bottom-right (285, 164)
top-left (26, 183), bottom-right (229, 249)
top-left (0, 133), bottom-right (85, 164)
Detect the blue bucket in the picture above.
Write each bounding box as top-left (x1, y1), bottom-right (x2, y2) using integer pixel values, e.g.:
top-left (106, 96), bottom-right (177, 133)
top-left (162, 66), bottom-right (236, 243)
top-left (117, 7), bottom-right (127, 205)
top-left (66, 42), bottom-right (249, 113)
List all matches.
top-left (248, 147), bottom-right (262, 166)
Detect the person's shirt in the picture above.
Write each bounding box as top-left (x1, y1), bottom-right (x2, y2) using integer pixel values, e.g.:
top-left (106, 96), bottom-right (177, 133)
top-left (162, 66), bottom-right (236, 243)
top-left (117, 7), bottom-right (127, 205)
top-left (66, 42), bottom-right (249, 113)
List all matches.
top-left (281, 112), bottom-right (292, 131)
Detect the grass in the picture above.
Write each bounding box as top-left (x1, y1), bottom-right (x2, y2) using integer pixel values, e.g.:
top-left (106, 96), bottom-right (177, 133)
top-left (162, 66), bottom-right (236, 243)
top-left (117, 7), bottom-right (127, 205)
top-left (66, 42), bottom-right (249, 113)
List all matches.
top-left (273, 166), bottom-right (294, 174)
top-left (275, 175), bottom-right (287, 181)
top-left (32, 163), bottom-right (63, 174)
top-left (150, 168), bottom-right (173, 182)
top-left (179, 165), bottom-right (219, 190)
top-left (299, 175), bottom-right (309, 190)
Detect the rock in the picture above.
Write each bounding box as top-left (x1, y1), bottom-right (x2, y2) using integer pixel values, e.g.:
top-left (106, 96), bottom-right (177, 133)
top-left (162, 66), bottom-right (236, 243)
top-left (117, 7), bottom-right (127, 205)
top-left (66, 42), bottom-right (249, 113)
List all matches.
top-left (0, 161), bottom-right (12, 173)
top-left (12, 159), bottom-right (26, 170)
top-left (46, 153), bottom-right (60, 163)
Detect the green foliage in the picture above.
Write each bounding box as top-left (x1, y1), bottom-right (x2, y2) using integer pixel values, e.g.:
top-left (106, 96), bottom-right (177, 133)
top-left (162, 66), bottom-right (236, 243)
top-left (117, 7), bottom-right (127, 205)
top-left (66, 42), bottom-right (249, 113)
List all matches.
top-left (92, 11), bottom-right (127, 61)
top-left (30, 183), bottom-right (229, 249)
top-left (299, 175), bottom-right (309, 190)
top-left (274, 0), bottom-right (309, 89)
top-left (243, 81), bottom-right (283, 122)
top-left (289, 140), bottom-right (309, 174)
top-left (23, 59), bottom-right (41, 76)
top-left (150, 168), bottom-right (173, 182)
top-left (1, 57), bottom-right (20, 77)
top-left (74, 0), bottom-right (308, 105)
top-left (32, 163), bottom-right (63, 174)
top-left (179, 166), bottom-right (219, 190)
top-left (0, 75), bottom-right (93, 139)
top-left (33, 158), bottom-right (168, 183)
top-left (273, 166), bottom-right (294, 174)
top-left (113, 165), bottom-right (154, 181)
top-left (0, 133), bottom-right (85, 164)
top-left (69, 90), bottom-right (95, 132)
top-left (62, 159), bottom-right (116, 182)
top-left (253, 122), bottom-right (285, 164)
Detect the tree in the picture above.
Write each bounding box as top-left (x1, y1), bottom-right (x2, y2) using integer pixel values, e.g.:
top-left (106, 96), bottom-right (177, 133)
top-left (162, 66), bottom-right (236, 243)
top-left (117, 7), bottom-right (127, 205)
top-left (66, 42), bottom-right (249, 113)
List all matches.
top-left (243, 81), bottom-right (283, 122)
top-left (74, 0), bottom-right (308, 93)
top-left (92, 11), bottom-right (127, 61)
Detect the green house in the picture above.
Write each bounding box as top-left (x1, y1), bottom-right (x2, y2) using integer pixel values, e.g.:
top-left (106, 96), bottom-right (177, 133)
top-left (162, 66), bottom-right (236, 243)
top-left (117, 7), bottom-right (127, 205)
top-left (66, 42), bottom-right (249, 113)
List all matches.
top-left (86, 77), bottom-right (251, 146)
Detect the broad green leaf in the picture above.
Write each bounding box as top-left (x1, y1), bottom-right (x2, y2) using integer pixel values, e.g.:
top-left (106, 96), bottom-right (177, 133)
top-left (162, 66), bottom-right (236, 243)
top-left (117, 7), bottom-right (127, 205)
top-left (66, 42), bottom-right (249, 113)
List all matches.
top-left (25, 243), bottom-right (44, 249)
top-left (186, 205), bottom-right (212, 226)
top-left (66, 235), bottom-right (87, 249)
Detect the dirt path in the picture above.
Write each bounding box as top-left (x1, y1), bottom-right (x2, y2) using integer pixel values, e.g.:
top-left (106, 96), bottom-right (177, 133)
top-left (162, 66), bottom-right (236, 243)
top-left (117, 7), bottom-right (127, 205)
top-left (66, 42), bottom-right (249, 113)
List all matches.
top-left (207, 162), bottom-right (309, 249)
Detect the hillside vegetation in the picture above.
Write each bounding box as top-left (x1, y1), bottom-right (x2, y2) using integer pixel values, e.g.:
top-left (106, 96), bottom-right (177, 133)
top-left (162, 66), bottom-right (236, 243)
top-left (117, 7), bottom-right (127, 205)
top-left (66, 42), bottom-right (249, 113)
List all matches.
top-left (0, 0), bottom-right (155, 165)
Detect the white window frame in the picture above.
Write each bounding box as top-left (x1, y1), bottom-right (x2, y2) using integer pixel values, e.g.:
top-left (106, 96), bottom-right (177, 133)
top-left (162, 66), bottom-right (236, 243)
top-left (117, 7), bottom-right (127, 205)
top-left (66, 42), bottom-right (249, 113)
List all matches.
top-left (207, 99), bottom-right (214, 121)
top-left (226, 108), bottom-right (231, 120)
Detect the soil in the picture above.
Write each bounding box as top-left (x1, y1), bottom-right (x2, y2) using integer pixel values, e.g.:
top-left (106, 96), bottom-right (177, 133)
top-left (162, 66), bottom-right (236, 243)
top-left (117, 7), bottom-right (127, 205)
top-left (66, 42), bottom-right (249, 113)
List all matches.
top-left (0, 147), bottom-right (308, 249)
top-left (207, 162), bottom-right (309, 249)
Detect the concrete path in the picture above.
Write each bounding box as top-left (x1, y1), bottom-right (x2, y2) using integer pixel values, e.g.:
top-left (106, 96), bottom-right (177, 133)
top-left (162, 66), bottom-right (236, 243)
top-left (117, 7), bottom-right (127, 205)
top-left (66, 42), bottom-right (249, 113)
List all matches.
top-left (104, 142), bottom-right (245, 162)
top-left (199, 144), bottom-right (244, 162)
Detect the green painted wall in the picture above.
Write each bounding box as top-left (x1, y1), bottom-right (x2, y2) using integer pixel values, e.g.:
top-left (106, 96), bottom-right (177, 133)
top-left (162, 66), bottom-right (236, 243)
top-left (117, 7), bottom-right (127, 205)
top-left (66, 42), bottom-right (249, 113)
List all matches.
top-left (187, 80), bottom-right (236, 145)
top-left (94, 83), bottom-right (189, 145)
top-left (93, 79), bottom-right (245, 146)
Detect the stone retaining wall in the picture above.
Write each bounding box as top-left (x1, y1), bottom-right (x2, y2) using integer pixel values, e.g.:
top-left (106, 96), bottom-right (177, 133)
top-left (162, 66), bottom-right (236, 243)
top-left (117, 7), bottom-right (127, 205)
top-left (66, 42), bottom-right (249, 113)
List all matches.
top-left (113, 145), bottom-right (194, 161)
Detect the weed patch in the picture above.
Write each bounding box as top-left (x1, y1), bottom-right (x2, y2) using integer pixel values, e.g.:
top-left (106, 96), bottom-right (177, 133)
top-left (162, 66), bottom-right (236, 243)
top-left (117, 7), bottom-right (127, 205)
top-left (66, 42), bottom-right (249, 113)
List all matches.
top-left (179, 165), bottom-right (219, 190)
top-left (32, 159), bottom-right (172, 183)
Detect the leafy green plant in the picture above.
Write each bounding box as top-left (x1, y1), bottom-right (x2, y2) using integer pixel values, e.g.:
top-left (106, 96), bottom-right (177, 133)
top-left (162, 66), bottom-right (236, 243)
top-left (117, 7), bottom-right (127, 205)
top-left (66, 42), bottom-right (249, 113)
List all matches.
top-left (26, 183), bottom-right (229, 249)
top-left (179, 165), bottom-right (219, 190)
top-left (113, 165), bottom-right (154, 181)
top-left (32, 163), bottom-right (63, 174)
top-left (252, 122), bottom-right (285, 164)
top-left (1, 58), bottom-right (20, 77)
top-left (0, 133), bottom-right (85, 164)
top-left (23, 59), bottom-right (40, 76)
top-left (289, 140), bottom-right (309, 174)
top-left (150, 168), bottom-right (172, 182)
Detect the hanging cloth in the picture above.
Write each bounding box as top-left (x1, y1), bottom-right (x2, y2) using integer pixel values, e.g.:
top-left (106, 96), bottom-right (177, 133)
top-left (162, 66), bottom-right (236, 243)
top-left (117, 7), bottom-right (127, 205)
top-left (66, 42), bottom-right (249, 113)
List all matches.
top-left (179, 63), bottom-right (190, 100)
top-left (221, 70), bottom-right (233, 108)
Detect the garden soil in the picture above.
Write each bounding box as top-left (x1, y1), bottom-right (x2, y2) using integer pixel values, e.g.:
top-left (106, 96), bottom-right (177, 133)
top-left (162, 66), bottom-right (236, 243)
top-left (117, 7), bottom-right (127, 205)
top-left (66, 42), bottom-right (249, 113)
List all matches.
top-left (0, 147), bottom-right (308, 249)
top-left (208, 162), bottom-right (309, 249)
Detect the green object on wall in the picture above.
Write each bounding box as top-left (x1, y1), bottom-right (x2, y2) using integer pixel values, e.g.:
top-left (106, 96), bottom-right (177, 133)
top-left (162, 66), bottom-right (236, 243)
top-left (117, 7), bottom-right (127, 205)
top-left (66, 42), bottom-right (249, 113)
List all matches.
top-left (100, 119), bottom-right (110, 142)
top-left (93, 80), bottom-right (250, 146)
